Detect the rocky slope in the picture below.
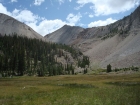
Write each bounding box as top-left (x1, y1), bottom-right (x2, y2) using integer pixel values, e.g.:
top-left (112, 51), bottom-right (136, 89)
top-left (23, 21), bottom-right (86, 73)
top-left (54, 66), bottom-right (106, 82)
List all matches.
top-left (45, 25), bottom-right (84, 44)
top-left (0, 13), bottom-right (43, 39)
top-left (44, 6), bottom-right (140, 69)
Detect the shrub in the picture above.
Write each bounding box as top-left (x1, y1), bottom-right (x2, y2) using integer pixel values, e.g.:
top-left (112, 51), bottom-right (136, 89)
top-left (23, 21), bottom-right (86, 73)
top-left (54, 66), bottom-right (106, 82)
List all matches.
top-left (114, 68), bottom-right (119, 72)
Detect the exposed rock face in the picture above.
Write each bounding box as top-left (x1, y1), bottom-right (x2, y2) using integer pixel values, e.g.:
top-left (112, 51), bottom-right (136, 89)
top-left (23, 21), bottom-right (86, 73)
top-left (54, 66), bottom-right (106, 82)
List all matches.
top-left (0, 13), bottom-right (43, 39)
top-left (44, 6), bottom-right (140, 69)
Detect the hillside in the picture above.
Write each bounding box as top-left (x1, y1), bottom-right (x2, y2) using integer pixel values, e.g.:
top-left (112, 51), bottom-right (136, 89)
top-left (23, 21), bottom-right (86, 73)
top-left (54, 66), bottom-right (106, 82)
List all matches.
top-left (0, 35), bottom-right (89, 76)
top-left (44, 6), bottom-right (140, 69)
top-left (0, 13), bottom-right (43, 39)
top-left (45, 25), bottom-right (84, 44)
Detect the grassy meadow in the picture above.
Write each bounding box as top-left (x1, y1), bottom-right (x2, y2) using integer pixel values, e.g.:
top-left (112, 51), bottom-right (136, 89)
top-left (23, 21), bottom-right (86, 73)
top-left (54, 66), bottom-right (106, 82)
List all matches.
top-left (0, 73), bottom-right (140, 105)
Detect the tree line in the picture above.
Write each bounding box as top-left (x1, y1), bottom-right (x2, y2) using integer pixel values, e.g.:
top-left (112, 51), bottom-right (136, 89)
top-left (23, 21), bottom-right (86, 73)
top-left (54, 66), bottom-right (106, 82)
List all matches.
top-left (0, 34), bottom-right (90, 77)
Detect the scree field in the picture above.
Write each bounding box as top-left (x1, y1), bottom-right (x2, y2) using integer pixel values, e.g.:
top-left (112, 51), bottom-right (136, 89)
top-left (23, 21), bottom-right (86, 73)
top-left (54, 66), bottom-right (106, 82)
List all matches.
top-left (0, 73), bottom-right (140, 105)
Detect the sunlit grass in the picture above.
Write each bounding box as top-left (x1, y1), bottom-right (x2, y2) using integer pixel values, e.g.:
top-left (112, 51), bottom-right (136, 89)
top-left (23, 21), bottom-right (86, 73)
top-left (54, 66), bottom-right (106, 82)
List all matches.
top-left (0, 73), bottom-right (140, 105)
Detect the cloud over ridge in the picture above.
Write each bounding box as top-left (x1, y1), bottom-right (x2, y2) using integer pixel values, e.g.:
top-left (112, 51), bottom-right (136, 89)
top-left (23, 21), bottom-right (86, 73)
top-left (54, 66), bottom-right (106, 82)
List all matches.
top-left (88, 18), bottom-right (117, 27)
top-left (76, 0), bottom-right (140, 16)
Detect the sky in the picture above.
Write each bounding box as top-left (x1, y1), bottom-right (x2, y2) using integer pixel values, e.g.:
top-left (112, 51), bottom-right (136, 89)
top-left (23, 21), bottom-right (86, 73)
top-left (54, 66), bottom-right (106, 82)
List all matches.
top-left (0, 0), bottom-right (140, 36)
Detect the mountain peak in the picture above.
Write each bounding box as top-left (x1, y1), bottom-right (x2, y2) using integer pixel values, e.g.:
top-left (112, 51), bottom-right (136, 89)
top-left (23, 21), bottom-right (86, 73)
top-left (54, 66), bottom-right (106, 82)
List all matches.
top-left (45, 24), bottom-right (84, 44)
top-left (0, 13), bottom-right (43, 39)
top-left (63, 24), bottom-right (70, 27)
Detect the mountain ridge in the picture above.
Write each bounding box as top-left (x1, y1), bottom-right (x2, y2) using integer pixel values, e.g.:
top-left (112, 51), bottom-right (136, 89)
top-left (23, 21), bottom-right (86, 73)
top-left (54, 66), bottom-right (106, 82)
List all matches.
top-left (45, 5), bottom-right (140, 42)
top-left (0, 13), bottom-right (43, 39)
top-left (45, 24), bottom-right (84, 44)
top-left (44, 5), bottom-right (140, 69)
top-left (0, 6), bottom-right (140, 69)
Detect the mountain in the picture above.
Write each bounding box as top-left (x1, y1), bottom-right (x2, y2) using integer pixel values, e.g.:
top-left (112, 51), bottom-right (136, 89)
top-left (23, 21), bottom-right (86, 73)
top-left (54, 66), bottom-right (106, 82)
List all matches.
top-left (45, 25), bottom-right (84, 44)
top-left (0, 13), bottom-right (90, 76)
top-left (44, 6), bottom-right (140, 69)
top-left (0, 13), bottom-right (43, 39)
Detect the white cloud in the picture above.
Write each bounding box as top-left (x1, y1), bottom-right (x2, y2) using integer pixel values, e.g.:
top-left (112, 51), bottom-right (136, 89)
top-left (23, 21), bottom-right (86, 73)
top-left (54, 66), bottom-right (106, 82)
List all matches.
top-left (74, 4), bottom-right (84, 10)
top-left (66, 13), bottom-right (82, 25)
top-left (0, 3), bottom-right (64, 36)
top-left (12, 9), bottom-right (39, 23)
top-left (12, 8), bottom-right (19, 14)
top-left (29, 19), bottom-right (66, 35)
top-left (76, 0), bottom-right (140, 16)
top-left (69, 0), bottom-right (72, 2)
top-left (0, 3), bottom-right (83, 36)
top-left (34, 0), bottom-right (45, 6)
top-left (11, 0), bottom-right (17, 2)
top-left (88, 18), bottom-right (117, 27)
top-left (0, 3), bottom-right (11, 15)
top-left (58, 0), bottom-right (64, 5)
top-left (12, 9), bottom-right (66, 36)
top-left (89, 14), bottom-right (94, 18)
top-left (79, 23), bottom-right (85, 27)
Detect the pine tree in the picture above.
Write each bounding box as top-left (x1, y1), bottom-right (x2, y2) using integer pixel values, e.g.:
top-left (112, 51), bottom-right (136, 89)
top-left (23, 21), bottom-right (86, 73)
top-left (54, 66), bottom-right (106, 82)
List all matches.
top-left (0, 35), bottom-right (86, 77)
top-left (107, 64), bottom-right (112, 73)
top-left (71, 66), bottom-right (74, 75)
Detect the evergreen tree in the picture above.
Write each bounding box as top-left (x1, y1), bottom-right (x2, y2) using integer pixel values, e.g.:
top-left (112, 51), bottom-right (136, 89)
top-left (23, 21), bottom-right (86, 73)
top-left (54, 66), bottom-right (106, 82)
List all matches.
top-left (107, 64), bottom-right (112, 73)
top-left (0, 35), bottom-right (87, 77)
top-left (71, 65), bottom-right (74, 75)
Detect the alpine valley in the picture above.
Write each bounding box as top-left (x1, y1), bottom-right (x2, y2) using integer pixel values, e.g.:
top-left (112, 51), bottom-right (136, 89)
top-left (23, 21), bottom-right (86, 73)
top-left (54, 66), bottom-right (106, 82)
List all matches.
top-left (0, 6), bottom-right (140, 76)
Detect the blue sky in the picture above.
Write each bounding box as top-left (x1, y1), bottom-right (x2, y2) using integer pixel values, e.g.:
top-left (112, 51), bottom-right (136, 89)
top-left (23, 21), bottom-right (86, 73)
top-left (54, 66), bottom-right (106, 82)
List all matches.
top-left (0, 0), bottom-right (140, 36)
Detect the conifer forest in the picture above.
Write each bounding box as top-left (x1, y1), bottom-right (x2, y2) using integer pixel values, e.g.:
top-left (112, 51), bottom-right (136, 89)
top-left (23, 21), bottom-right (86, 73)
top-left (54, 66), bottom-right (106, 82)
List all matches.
top-left (0, 35), bottom-right (90, 77)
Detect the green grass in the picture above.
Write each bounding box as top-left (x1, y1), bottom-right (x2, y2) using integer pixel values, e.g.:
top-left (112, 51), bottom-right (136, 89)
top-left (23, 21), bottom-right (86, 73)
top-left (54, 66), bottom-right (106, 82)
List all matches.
top-left (0, 73), bottom-right (140, 105)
